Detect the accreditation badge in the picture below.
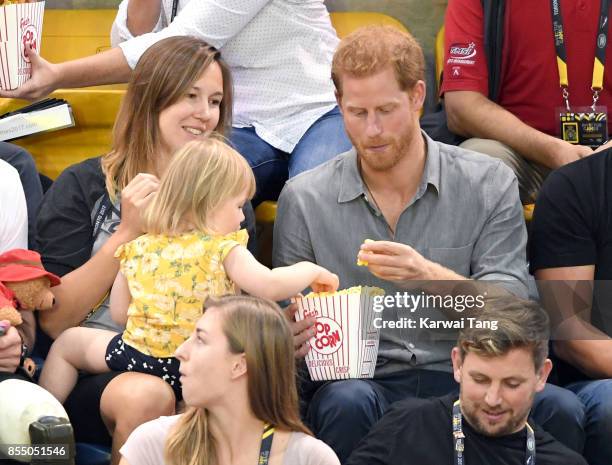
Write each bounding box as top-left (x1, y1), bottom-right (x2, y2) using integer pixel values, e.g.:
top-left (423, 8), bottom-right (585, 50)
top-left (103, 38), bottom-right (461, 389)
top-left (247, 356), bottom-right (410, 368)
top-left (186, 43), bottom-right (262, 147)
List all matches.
top-left (558, 106), bottom-right (608, 148)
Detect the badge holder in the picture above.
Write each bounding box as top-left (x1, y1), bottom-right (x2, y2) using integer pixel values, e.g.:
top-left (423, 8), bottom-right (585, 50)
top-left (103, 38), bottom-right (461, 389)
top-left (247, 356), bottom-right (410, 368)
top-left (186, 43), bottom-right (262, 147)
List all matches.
top-left (557, 88), bottom-right (608, 148)
top-left (558, 106), bottom-right (608, 147)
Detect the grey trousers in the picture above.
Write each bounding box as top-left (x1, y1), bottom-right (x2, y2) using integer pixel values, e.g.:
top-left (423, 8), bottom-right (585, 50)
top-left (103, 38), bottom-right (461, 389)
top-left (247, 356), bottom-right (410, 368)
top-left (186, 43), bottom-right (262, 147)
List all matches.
top-left (460, 138), bottom-right (550, 204)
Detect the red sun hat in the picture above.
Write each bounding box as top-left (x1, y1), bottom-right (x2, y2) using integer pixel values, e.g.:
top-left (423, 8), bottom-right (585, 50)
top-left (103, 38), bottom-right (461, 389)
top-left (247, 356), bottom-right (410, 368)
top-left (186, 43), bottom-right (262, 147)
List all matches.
top-left (0, 249), bottom-right (61, 287)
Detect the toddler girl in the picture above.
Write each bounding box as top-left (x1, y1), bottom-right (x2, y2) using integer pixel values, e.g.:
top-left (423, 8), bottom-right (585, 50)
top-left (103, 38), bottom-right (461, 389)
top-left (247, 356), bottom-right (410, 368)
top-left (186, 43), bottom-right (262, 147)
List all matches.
top-left (39, 137), bottom-right (338, 402)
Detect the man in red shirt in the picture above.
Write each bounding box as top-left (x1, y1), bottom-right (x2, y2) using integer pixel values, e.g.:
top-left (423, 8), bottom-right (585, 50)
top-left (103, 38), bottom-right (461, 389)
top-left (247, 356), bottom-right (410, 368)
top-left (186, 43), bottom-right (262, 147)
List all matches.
top-left (442, 0), bottom-right (612, 203)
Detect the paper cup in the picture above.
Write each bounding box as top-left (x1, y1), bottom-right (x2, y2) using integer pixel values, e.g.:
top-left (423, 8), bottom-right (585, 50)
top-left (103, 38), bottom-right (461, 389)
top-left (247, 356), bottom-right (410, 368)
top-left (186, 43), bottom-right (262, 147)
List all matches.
top-left (0, 1), bottom-right (44, 90)
top-left (293, 286), bottom-right (383, 381)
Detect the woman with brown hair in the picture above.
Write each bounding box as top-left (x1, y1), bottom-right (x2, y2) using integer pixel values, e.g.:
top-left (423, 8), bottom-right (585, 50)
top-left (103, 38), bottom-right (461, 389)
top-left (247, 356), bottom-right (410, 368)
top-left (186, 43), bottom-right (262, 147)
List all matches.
top-left (35, 35), bottom-right (252, 463)
top-left (119, 295), bottom-right (340, 465)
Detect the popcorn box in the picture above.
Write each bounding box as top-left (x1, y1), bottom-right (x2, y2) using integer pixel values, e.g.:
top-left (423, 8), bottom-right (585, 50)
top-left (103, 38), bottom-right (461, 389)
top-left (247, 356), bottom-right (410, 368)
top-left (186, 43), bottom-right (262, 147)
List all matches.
top-left (0, 1), bottom-right (44, 90)
top-left (293, 286), bottom-right (383, 381)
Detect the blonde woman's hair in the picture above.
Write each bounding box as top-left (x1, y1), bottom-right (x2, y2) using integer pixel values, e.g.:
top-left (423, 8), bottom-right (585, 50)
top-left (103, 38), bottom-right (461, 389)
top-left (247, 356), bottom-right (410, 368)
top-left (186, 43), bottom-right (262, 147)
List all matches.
top-left (142, 137), bottom-right (255, 235)
top-left (102, 36), bottom-right (233, 201)
top-left (165, 296), bottom-right (310, 465)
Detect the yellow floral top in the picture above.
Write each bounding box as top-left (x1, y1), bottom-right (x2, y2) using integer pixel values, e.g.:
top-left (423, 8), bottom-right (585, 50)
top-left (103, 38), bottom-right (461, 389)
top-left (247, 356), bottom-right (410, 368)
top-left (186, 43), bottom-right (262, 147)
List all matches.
top-left (114, 229), bottom-right (248, 357)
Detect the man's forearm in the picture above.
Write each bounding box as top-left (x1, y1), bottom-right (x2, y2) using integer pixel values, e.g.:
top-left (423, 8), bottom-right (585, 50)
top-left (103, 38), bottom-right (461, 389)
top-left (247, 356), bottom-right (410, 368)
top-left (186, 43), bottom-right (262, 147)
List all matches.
top-left (445, 91), bottom-right (570, 168)
top-left (57, 47), bottom-right (133, 88)
top-left (127, 0), bottom-right (163, 37)
top-left (554, 338), bottom-right (612, 379)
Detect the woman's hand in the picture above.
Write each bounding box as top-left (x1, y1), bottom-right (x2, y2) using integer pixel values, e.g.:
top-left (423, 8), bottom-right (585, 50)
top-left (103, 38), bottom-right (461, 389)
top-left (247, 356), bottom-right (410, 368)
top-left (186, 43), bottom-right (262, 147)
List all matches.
top-left (0, 323), bottom-right (22, 373)
top-left (284, 303), bottom-right (315, 358)
top-left (115, 173), bottom-right (160, 242)
top-left (310, 268), bottom-right (339, 293)
top-left (0, 43), bottom-right (60, 100)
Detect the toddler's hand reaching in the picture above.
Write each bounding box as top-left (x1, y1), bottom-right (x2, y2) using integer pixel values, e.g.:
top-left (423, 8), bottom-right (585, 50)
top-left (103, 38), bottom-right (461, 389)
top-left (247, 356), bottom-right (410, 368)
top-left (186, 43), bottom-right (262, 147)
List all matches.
top-left (311, 268), bottom-right (339, 293)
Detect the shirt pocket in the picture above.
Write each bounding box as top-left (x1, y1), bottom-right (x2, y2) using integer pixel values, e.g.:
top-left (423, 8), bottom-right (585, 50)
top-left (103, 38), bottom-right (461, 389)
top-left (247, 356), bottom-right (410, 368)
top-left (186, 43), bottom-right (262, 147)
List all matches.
top-left (426, 243), bottom-right (474, 277)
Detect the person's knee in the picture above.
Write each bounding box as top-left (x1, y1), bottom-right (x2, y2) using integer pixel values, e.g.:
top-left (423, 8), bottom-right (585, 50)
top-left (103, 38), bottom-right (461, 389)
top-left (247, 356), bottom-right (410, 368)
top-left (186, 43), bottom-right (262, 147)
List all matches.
top-left (310, 380), bottom-right (379, 420)
top-left (101, 374), bottom-right (175, 432)
top-left (460, 138), bottom-right (515, 160)
top-left (533, 384), bottom-right (586, 453)
top-left (0, 143), bottom-right (35, 167)
top-left (535, 384), bottom-right (586, 426)
top-left (578, 381), bottom-right (612, 431)
top-left (50, 328), bottom-right (79, 356)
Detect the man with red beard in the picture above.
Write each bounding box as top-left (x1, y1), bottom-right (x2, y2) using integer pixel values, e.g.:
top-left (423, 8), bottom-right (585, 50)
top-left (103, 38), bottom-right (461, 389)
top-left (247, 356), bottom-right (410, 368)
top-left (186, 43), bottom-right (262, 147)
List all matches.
top-left (346, 298), bottom-right (587, 465)
top-left (273, 25), bottom-right (584, 463)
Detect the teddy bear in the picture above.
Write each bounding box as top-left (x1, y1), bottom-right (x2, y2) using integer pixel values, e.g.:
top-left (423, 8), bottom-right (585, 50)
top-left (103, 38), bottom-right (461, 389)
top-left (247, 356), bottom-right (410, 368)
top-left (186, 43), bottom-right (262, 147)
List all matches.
top-left (0, 249), bottom-right (60, 376)
top-left (0, 249), bottom-right (60, 326)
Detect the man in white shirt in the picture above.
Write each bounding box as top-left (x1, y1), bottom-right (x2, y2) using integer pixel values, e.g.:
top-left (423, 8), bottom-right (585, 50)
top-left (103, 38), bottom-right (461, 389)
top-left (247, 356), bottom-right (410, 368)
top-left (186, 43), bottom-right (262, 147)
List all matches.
top-left (2, 0), bottom-right (352, 204)
top-left (0, 159), bottom-right (27, 253)
top-left (0, 158), bottom-right (35, 384)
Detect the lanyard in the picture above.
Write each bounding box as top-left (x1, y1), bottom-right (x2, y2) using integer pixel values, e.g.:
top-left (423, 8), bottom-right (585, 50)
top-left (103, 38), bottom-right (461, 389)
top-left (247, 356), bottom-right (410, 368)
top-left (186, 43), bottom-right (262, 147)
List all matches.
top-left (258, 423), bottom-right (275, 465)
top-left (452, 400), bottom-right (535, 465)
top-left (551, 0), bottom-right (610, 111)
top-left (171, 0), bottom-right (179, 22)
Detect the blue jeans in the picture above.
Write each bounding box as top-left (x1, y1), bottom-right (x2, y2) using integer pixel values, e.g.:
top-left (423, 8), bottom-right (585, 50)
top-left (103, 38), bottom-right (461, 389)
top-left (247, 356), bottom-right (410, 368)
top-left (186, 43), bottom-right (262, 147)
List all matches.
top-left (304, 370), bottom-right (585, 463)
top-left (230, 107), bottom-right (351, 206)
top-left (567, 379), bottom-right (612, 465)
top-left (0, 142), bottom-right (43, 249)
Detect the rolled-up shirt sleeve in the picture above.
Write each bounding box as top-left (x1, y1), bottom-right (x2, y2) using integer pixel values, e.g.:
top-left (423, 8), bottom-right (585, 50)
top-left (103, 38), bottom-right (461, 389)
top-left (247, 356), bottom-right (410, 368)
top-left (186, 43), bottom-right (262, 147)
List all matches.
top-left (118, 0), bottom-right (271, 69)
top-left (471, 161), bottom-right (528, 297)
top-left (273, 182), bottom-right (316, 268)
top-left (110, 0), bottom-right (165, 47)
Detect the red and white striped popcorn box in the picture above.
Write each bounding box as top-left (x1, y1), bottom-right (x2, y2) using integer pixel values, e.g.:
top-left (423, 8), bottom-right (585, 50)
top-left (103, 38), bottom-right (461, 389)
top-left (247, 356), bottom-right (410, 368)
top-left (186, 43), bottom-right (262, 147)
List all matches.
top-left (293, 286), bottom-right (383, 381)
top-left (0, 1), bottom-right (44, 90)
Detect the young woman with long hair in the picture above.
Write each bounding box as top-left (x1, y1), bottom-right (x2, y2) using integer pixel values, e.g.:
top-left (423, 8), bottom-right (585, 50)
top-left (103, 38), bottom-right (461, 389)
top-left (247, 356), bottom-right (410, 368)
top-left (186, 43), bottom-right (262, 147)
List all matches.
top-left (120, 295), bottom-right (340, 465)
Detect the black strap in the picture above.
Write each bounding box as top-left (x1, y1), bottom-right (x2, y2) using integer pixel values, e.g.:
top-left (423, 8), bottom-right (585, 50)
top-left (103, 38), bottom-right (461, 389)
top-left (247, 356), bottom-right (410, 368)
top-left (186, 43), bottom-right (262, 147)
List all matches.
top-left (258, 423), bottom-right (275, 465)
top-left (481, 0), bottom-right (506, 102)
top-left (171, 0), bottom-right (179, 23)
top-left (452, 400), bottom-right (535, 465)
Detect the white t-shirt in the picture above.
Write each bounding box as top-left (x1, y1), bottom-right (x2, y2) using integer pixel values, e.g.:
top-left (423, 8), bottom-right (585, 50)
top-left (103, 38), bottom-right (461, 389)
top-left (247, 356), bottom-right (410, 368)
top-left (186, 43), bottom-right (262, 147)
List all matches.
top-left (0, 159), bottom-right (27, 252)
top-left (111, 0), bottom-right (339, 153)
top-left (120, 415), bottom-right (340, 465)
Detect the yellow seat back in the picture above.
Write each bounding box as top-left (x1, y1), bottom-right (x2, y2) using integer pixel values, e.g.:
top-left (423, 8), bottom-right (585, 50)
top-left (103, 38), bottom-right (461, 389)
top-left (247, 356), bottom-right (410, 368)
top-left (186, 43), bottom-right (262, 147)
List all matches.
top-left (329, 11), bottom-right (409, 38)
top-left (41, 9), bottom-right (117, 62)
top-left (435, 25), bottom-right (445, 94)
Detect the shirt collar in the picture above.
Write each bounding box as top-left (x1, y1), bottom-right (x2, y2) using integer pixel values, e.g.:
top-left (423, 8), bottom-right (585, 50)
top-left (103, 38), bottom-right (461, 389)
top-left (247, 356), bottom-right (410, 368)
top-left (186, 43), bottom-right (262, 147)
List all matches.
top-left (337, 130), bottom-right (441, 204)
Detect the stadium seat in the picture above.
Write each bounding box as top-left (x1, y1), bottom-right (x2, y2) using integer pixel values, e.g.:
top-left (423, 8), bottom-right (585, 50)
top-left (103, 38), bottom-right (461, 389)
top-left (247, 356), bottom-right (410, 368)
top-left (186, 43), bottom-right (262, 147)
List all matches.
top-left (329, 11), bottom-right (409, 38)
top-left (435, 25), bottom-right (445, 95)
top-left (0, 89), bottom-right (124, 178)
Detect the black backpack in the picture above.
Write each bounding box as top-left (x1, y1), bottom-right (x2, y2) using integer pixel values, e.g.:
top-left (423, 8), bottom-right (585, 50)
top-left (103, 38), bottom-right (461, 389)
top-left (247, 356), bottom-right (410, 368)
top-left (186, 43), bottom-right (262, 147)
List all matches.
top-left (421, 0), bottom-right (505, 145)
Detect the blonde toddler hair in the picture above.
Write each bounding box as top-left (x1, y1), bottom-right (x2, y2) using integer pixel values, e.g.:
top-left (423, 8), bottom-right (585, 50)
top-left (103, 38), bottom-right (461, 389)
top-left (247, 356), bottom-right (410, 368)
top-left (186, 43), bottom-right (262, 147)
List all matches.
top-left (142, 137), bottom-right (256, 235)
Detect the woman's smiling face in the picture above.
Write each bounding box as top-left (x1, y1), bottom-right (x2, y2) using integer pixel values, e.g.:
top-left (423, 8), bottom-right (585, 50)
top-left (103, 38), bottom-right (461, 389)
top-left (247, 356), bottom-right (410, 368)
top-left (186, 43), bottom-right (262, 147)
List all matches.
top-left (158, 61), bottom-right (224, 157)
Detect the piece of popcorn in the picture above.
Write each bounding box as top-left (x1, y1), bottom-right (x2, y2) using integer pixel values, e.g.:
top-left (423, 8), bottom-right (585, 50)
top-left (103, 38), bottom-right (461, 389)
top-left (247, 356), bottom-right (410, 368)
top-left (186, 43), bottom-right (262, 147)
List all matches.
top-left (356, 239), bottom-right (374, 266)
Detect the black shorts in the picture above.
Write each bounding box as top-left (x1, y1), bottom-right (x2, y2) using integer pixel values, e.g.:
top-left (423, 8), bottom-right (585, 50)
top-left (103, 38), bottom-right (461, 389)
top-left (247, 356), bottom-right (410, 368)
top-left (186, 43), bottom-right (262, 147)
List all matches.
top-left (64, 371), bottom-right (121, 445)
top-left (105, 334), bottom-right (182, 400)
